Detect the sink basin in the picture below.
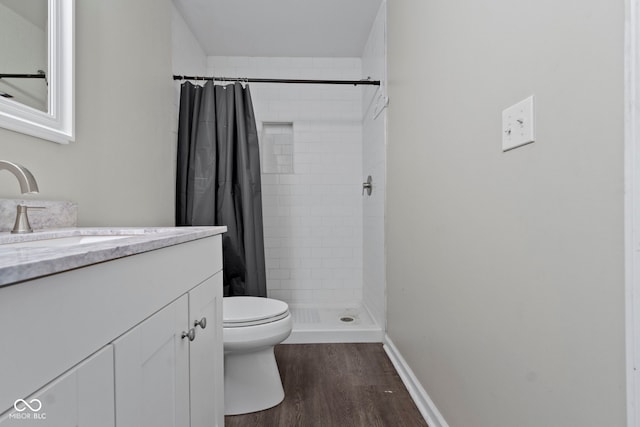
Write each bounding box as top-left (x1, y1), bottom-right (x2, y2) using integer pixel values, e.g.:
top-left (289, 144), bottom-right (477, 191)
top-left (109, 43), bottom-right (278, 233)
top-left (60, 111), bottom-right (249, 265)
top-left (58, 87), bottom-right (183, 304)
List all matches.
top-left (1, 235), bottom-right (132, 248)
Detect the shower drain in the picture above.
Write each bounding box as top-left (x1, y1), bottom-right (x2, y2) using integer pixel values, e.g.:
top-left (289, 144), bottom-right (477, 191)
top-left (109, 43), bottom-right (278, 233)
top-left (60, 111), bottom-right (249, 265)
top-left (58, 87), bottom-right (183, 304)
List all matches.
top-left (340, 316), bottom-right (355, 323)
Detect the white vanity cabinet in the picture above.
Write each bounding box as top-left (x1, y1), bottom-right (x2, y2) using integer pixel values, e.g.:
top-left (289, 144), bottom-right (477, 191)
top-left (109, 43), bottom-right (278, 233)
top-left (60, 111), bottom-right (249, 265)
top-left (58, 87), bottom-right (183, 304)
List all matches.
top-left (188, 273), bottom-right (224, 427)
top-left (0, 345), bottom-right (115, 427)
top-left (114, 296), bottom-right (191, 427)
top-left (0, 231), bottom-right (225, 427)
top-left (114, 273), bottom-right (224, 427)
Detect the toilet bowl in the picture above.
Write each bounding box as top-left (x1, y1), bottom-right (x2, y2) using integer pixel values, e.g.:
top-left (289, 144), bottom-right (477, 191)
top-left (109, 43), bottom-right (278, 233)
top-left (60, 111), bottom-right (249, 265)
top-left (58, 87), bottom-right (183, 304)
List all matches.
top-left (223, 296), bottom-right (293, 415)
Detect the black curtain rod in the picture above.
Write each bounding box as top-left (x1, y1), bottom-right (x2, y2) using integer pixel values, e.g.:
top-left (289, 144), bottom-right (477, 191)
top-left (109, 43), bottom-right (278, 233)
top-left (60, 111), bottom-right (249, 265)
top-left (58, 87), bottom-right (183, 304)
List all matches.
top-left (173, 75), bottom-right (380, 86)
top-left (0, 73), bottom-right (46, 79)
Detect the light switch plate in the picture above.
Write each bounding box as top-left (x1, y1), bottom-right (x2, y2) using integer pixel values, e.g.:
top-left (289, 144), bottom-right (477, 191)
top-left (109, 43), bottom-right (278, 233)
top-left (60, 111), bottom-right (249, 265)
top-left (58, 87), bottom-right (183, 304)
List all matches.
top-left (502, 95), bottom-right (535, 151)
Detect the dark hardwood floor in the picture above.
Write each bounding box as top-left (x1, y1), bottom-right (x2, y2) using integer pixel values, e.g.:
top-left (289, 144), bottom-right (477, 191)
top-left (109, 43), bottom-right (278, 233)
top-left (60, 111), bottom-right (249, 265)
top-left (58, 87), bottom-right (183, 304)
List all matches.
top-left (225, 343), bottom-right (428, 427)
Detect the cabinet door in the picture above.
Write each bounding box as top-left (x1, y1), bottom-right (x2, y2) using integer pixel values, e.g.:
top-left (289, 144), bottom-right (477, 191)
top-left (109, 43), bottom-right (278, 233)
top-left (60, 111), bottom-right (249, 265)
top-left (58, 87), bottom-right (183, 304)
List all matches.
top-left (189, 273), bottom-right (224, 427)
top-left (113, 296), bottom-right (190, 427)
top-left (0, 345), bottom-right (115, 427)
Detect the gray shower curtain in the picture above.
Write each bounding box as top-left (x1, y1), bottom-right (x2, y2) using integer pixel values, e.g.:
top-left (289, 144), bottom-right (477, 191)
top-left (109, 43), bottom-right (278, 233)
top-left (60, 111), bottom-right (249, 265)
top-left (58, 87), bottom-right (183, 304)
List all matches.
top-left (176, 81), bottom-right (267, 297)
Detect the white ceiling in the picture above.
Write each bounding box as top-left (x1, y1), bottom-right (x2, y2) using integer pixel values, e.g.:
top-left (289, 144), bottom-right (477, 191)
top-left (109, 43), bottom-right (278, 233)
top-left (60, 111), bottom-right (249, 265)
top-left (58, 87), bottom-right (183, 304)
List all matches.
top-left (173, 0), bottom-right (383, 57)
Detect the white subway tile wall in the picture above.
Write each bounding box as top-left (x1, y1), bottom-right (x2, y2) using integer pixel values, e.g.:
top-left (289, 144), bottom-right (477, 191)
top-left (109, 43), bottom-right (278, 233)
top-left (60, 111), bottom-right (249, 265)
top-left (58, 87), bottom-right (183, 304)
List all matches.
top-left (207, 56), bottom-right (364, 305)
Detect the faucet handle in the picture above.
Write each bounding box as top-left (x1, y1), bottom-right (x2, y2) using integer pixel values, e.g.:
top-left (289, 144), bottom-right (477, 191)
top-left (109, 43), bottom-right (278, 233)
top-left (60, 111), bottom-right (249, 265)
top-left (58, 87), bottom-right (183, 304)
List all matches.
top-left (12, 205), bottom-right (46, 234)
top-left (17, 204), bottom-right (45, 211)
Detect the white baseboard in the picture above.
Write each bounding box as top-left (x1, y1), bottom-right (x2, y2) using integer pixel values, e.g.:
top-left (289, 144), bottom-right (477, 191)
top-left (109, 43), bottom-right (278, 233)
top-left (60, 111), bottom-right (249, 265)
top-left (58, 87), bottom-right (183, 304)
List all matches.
top-left (383, 334), bottom-right (450, 427)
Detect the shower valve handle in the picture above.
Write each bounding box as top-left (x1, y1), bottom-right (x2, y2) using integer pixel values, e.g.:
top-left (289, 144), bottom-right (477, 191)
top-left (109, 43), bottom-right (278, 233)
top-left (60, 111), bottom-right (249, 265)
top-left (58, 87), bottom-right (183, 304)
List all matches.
top-left (362, 175), bottom-right (373, 196)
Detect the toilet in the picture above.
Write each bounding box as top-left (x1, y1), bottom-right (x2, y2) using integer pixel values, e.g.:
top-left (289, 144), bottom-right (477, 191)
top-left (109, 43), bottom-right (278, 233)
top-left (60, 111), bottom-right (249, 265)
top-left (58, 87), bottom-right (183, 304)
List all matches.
top-left (223, 296), bottom-right (293, 415)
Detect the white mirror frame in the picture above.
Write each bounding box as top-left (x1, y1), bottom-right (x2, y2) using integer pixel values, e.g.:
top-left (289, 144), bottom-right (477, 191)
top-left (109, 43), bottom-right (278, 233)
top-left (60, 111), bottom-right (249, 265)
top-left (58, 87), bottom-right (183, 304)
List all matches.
top-left (0, 0), bottom-right (74, 144)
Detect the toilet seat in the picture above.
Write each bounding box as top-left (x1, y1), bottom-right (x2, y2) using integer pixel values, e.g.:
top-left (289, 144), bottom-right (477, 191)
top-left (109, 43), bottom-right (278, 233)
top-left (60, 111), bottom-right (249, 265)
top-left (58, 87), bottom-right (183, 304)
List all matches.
top-left (223, 297), bottom-right (290, 328)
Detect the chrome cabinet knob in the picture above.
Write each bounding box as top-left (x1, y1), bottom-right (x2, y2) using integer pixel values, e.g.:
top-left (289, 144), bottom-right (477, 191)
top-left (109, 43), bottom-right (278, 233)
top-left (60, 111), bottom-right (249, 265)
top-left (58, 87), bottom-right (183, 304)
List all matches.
top-left (181, 328), bottom-right (196, 341)
top-left (194, 317), bottom-right (207, 329)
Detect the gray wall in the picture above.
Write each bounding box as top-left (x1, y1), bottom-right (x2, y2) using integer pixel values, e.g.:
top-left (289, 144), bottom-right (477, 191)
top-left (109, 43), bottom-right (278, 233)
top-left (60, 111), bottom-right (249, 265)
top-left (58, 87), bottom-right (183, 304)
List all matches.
top-left (0, 0), bottom-right (174, 227)
top-left (386, 1), bottom-right (626, 426)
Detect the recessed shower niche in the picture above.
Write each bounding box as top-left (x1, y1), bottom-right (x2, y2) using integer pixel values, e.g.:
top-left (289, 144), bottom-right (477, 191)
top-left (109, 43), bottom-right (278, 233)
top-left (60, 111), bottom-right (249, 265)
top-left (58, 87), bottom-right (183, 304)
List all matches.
top-left (261, 122), bottom-right (294, 175)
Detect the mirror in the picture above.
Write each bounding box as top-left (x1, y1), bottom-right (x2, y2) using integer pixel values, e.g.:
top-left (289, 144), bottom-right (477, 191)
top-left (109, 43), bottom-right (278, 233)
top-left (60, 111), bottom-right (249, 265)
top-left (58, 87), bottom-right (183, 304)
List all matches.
top-left (0, 0), bottom-right (73, 144)
top-left (0, 1), bottom-right (48, 112)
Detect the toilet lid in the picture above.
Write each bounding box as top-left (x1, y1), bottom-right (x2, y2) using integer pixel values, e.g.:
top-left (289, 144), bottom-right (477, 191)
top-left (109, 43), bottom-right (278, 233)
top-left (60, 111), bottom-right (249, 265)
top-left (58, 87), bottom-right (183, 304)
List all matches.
top-left (223, 297), bottom-right (289, 327)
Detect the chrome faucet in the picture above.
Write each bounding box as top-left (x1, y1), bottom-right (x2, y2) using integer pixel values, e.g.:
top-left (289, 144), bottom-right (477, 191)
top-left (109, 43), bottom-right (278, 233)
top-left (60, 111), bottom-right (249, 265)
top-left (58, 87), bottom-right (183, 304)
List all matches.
top-left (0, 160), bottom-right (39, 194)
top-left (0, 161), bottom-right (41, 233)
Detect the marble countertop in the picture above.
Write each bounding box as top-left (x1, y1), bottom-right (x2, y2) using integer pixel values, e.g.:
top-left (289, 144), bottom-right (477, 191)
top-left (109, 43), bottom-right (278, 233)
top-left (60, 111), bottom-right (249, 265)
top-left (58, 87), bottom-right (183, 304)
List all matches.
top-left (0, 226), bottom-right (227, 287)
